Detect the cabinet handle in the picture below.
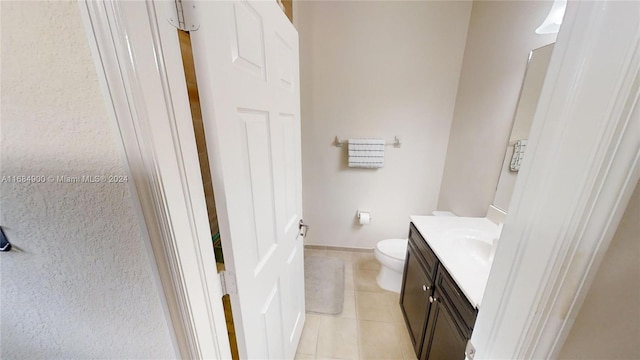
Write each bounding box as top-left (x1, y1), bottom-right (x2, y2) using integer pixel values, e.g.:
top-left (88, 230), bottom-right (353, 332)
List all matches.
top-left (422, 285), bottom-right (431, 292)
top-left (429, 296), bottom-right (438, 303)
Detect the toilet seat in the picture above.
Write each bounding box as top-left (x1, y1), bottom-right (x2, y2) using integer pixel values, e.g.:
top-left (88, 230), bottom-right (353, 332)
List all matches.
top-left (375, 239), bottom-right (407, 261)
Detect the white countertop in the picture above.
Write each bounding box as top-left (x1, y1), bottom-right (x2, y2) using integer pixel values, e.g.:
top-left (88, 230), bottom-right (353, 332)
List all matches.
top-left (410, 215), bottom-right (501, 309)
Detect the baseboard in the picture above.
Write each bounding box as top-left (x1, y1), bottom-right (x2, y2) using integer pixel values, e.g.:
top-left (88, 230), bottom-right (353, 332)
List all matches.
top-left (304, 244), bottom-right (373, 253)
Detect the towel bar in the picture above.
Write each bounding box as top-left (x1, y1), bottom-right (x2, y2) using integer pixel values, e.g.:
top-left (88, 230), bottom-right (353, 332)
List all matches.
top-left (334, 136), bottom-right (401, 148)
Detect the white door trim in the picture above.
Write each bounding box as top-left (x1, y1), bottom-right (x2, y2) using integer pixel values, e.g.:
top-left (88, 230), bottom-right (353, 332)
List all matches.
top-left (472, 1), bottom-right (640, 358)
top-left (79, 1), bottom-right (231, 359)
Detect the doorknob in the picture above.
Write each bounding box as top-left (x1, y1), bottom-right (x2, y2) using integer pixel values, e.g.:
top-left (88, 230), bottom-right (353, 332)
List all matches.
top-left (429, 296), bottom-right (438, 303)
top-left (299, 219), bottom-right (310, 237)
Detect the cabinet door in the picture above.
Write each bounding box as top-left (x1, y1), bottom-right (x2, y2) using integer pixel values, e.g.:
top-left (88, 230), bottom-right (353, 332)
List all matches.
top-left (409, 223), bottom-right (439, 279)
top-left (421, 290), bottom-right (467, 360)
top-left (400, 243), bottom-right (433, 355)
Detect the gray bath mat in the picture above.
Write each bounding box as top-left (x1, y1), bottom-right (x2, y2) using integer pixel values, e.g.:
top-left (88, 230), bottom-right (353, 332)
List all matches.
top-left (305, 256), bottom-right (345, 315)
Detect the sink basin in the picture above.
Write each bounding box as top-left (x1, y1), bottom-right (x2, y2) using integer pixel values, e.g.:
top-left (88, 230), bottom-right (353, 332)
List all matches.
top-left (443, 229), bottom-right (495, 264)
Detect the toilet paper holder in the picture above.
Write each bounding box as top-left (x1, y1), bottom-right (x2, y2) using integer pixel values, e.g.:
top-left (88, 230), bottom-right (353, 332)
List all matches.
top-left (357, 210), bottom-right (371, 225)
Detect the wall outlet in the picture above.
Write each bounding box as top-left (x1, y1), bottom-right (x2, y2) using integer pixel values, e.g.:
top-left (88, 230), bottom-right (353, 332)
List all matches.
top-left (466, 340), bottom-right (476, 360)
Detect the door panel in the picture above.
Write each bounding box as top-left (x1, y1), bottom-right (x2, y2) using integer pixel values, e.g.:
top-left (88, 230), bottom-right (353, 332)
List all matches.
top-left (262, 284), bottom-right (284, 359)
top-left (282, 114), bottom-right (299, 230)
top-left (400, 243), bottom-right (433, 354)
top-left (189, 1), bottom-right (304, 358)
top-left (276, 36), bottom-right (294, 90)
top-left (240, 110), bottom-right (279, 267)
top-left (282, 245), bottom-right (304, 342)
top-left (230, 2), bottom-right (267, 80)
top-left (422, 291), bottom-right (467, 360)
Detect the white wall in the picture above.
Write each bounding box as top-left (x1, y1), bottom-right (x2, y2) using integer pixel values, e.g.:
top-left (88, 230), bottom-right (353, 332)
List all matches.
top-left (558, 181), bottom-right (640, 359)
top-left (0, 2), bottom-right (175, 358)
top-left (295, 0), bottom-right (472, 248)
top-left (438, 1), bottom-right (556, 216)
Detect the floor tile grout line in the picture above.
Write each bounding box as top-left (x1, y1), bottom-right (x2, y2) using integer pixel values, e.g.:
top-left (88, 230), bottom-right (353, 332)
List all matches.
top-left (303, 249), bottom-right (408, 360)
top-left (353, 260), bottom-right (363, 360)
top-left (313, 316), bottom-right (319, 359)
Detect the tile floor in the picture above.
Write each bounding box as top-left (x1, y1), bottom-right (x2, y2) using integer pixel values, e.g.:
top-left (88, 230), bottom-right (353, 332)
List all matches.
top-left (297, 248), bottom-right (418, 360)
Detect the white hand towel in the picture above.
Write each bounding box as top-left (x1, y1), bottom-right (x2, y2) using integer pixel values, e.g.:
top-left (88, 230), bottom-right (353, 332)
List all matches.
top-left (348, 138), bottom-right (385, 168)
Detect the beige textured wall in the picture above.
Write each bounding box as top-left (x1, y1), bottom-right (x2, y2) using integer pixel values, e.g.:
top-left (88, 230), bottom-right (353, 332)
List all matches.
top-left (0, 2), bottom-right (175, 358)
top-left (558, 181), bottom-right (640, 359)
top-left (295, 1), bottom-right (472, 248)
top-left (438, 1), bottom-right (556, 216)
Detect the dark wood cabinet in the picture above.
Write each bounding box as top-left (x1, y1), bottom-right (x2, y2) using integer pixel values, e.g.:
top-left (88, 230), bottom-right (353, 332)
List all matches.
top-left (421, 268), bottom-right (475, 360)
top-left (400, 223), bottom-right (440, 355)
top-left (420, 288), bottom-right (467, 360)
top-left (400, 222), bottom-right (478, 360)
top-left (400, 242), bottom-right (433, 353)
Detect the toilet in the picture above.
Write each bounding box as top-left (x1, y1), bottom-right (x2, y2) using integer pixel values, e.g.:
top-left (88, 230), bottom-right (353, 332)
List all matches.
top-left (374, 211), bottom-right (457, 292)
top-left (374, 239), bottom-right (408, 293)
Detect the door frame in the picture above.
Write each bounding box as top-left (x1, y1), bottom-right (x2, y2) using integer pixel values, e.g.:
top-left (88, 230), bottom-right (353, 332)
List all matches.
top-left (79, 1), bottom-right (231, 358)
top-left (80, 0), bottom-right (639, 359)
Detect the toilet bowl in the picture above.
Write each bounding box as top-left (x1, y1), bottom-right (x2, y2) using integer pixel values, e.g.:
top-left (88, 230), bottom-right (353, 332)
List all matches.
top-left (374, 212), bottom-right (456, 292)
top-left (374, 239), bottom-right (408, 293)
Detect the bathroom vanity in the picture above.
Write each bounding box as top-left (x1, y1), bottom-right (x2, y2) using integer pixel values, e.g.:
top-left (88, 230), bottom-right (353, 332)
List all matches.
top-left (400, 216), bottom-right (501, 360)
top-left (398, 39), bottom-right (553, 360)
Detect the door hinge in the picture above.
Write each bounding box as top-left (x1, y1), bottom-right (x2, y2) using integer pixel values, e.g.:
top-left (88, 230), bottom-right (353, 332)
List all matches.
top-left (167, 0), bottom-right (199, 31)
top-left (466, 340), bottom-right (476, 360)
top-left (219, 270), bottom-right (237, 296)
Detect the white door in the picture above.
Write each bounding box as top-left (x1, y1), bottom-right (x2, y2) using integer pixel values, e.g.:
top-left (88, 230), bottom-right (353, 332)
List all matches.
top-left (189, 1), bottom-right (305, 359)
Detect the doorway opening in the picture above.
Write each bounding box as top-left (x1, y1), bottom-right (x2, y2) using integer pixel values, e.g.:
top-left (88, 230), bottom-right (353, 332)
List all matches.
top-left (177, 29), bottom-right (240, 360)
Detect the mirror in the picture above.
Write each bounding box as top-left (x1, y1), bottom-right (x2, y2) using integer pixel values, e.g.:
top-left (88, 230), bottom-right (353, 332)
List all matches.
top-left (493, 43), bottom-right (555, 212)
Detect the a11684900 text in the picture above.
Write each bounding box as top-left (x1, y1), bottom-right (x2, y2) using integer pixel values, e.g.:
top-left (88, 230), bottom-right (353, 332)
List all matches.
top-left (1, 175), bottom-right (128, 184)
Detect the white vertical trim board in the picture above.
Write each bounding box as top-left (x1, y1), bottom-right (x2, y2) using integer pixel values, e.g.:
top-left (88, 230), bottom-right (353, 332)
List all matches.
top-left (79, 1), bottom-right (232, 359)
top-left (472, 1), bottom-right (640, 359)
